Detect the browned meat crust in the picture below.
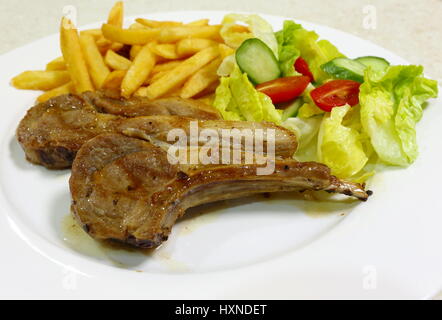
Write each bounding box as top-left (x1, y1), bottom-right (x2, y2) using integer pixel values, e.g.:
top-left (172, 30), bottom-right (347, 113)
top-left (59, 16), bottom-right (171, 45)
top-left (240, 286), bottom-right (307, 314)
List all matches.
top-left (70, 133), bottom-right (370, 248)
top-left (16, 91), bottom-right (221, 169)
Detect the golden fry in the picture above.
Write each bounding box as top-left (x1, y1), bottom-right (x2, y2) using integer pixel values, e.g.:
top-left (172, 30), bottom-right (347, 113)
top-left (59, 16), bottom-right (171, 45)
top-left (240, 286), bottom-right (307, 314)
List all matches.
top-left (102, 24), bottom-right (160, 45)
top-left (46, 56), bottom-right (66, 71)
top-left (37, 82), bottom-right (74, 102)
top-left (130, 45), bottom-right (142, 60)
top-left (145, 70), bottom-right (167, 85)
top-left (176, 38), bottom-right (218, 57)
top-left (102, 70), bottom-right (126, 90)
top-left (80, 29), bottom-right (103, 39)
top-left (107, 1), bottom-right (124, 27)
top-left (180, 57), bottom-right (222, 99)
top-left (136, 18), bottom-right (182, 28)
top-left (80, 34), bottom-right (110, 88)
top-left (11, 70), bottom-right (70, 90)
top-left (196, 93), bottom-right (216, 106)
top-left (151, 43), bottom-right (179, 60)
top-left (129, 22), bottom-right (148, 29)
top-left (194, 80), bottom-right (219, 98)
top-left (158, 25), bottom-right (222, 43)
top-left (60, 17), bottom-right (94, 93)
top-left (105, 50), bottom-right (132, 70)
top-left (134, 86), bottom-right (149, 97)
top-left (145, 46), bottom-right (219, 99)
top-left (186, 19), bottom-right (209, 26)
top-left (218, 43), bottom-right (235, 59)
top-left (151, 60), bottom-right (183, 74)
top-left (96, 36), bottom-right (113, 54)
top-left (121, 44), bottom-right (156, 98)
top-left (111, 42), bottom-right (124, 51)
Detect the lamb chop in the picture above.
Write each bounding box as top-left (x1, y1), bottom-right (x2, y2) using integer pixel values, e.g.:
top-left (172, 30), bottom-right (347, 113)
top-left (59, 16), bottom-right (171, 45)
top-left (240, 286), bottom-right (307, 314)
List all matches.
top-left (16, 90), bottom-right (221, 169)
top-left (70, 133), bottom-right (370, 248)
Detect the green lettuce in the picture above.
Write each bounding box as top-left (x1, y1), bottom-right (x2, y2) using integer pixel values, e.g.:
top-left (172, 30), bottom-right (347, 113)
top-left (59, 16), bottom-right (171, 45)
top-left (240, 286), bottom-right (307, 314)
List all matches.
top-left (218, 14), bottom-right (279, 77)
top-left (214, 66), bottom-right (282, 123)
top-left (318, 104), bottom-right (368, 178)
top-left (220, 14), bottom-right (279, 58)
top-left (275, 20), bottom-right (344, 83)
top-left (359, 65), bottom-right (438, 166)
top-left (275, 21), bottom-right (301, 76)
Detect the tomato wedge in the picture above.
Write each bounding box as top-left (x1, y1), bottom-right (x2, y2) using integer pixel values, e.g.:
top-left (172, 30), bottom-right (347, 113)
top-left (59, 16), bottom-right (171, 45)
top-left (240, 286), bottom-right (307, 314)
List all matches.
top-left (310, 80), bottom-right (361, 112)
top-left (256, 76), bottom-right (310, 104)
top-left (294, 57), bottom-right (315, 83)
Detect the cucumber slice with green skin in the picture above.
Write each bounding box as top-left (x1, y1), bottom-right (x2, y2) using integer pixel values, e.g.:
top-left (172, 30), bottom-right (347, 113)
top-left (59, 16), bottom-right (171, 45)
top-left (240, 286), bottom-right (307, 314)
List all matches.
top-left (321, 57), bottom-right (366, 83)
top-left (236, 38), bottom-right (281, 84)
top-left (281, 98), bottom-right (303, 121)
top-left (354, 56), bottom-right (390, 73)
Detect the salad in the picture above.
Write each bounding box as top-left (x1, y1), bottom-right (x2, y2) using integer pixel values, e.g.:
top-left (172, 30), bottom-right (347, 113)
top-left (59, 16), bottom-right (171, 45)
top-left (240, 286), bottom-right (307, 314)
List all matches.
top-left (213, 14), bottom-right (439, 182)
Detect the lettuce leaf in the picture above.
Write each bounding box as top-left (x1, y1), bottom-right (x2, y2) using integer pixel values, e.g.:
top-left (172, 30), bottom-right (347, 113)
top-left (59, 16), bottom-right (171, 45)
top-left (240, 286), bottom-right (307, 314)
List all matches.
top-left (214, 66), bottom-right (282, 123)
top-left (275, 20), bottom-right (344, 83)
top-left (220, 14), bottom-right (279, 59)
top-left (317, 104), bottom-right (368, 178)
top-left (275, 21), bottom-right (302, 76)
top-left (359, 65), bottom-right (438, 166)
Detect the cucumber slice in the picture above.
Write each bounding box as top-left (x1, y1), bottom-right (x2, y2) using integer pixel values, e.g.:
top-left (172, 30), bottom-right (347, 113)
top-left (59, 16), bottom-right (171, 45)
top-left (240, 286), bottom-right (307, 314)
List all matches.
top-left (354, 56), bottom-right (390, 73)
top-left (321, 57), bottom-right (366, 83)
top-left (281, 98), bottom-right (302, 121)
top-left (236, 38), bottom-right (281, 84)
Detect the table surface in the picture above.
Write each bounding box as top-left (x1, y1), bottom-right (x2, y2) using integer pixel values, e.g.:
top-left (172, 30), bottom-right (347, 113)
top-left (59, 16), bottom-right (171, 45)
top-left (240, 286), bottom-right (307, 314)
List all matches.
top-left (1, 0), bottom-right (441, 299)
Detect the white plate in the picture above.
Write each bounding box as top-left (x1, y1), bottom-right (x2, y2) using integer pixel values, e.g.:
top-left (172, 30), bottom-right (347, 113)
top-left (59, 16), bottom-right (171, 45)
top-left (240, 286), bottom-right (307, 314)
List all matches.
top-left (0, 11), bottom-right (441, 299)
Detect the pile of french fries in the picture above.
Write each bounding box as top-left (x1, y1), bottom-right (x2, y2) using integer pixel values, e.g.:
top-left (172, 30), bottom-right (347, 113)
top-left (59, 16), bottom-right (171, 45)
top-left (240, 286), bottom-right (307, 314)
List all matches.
top-left (11, 1), bottom-right (238, 104)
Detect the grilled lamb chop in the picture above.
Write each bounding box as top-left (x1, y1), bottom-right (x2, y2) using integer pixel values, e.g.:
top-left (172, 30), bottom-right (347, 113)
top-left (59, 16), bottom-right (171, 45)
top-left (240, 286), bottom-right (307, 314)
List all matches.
top-left (70, 133), bottom-right (370, 248)
top-left (119, 116), bottom-right (297, 159)
top-left (16, 91), bottom-right (221, 169)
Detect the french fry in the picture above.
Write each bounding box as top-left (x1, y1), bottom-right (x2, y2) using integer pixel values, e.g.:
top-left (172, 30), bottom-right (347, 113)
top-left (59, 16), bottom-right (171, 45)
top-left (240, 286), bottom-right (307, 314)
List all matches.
top-left (176, 38), bottom-right (218, 57)
top-left (80, 29), bottom-right (103, 39)
top-left (134, 86), bottom-right (149, 97)
top-left (11, 70), bottom-right (71, 90)
top-left (46, 56), bottom-right (66, 71)
top-left (158, 25), bottom-right (221, 43)
top-left (102, 70), bottom-right (126, 90)
top-left (105, 50), bottom-right (132, 70)
top-left (230, 24), bottom-right (250, 33)
top-left (96, 36), bottom-right (113, 54)
top-left (80, 34), bottom-right (110, 88)
top-left (121, 44), bottom-right (156, 98)
top-left (136, 18), bottom-right (182, 28)
top-left (180, 57), bottom-right (222, 99)
top-left (186, 19), bottom-right (209, 26)
top-left (196, 93), bottom-right (216, 106)
top-left (219, 43), bottom-right (235, 59)
top-left (110, 42), bottom-right (124, 51)
top-left (145, 70), bottom-right (167, 85)
top-left (151, 43), bottom-right (179, 60)
top-left (145, 45), bottom-right (219, 99)
top-left (107, 1), bottom-right (124, 27)
top-left (129, 22), bottom-right (149, 29)
top-left (194, 80), bottom-right (219, 98)
top-left (151, 60), bottom-right (183, 74)
top-left (130, 45), bottom-right (142, 60)
top-left (102, 24), bottom-right (160, 45)
top-left (60, 17), bottom-right (94, 93)
top-left (37, 82), bottom-right (74, 102)
top-left (107, 2), bottom-right (124, 54)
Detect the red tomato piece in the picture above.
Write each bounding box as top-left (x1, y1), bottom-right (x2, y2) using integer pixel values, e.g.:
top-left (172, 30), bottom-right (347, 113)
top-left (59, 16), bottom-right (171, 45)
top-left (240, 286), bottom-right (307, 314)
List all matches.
top-left (294, 57), bottom-right (315, 83)
top-left (256, 76), bottom-right (310, 104)
top-left (310, 80), bottom-right (361, 112)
